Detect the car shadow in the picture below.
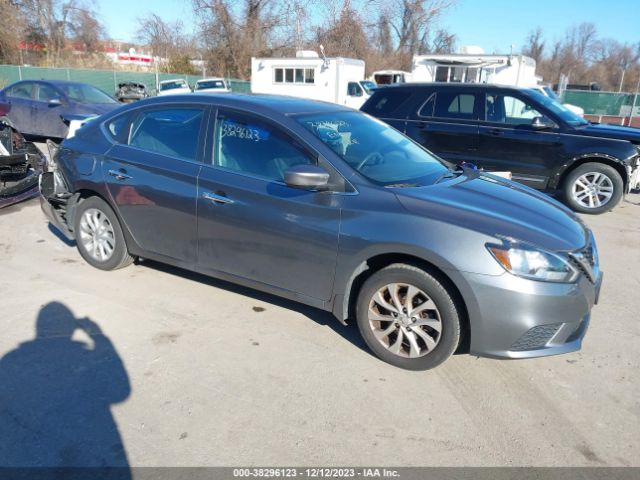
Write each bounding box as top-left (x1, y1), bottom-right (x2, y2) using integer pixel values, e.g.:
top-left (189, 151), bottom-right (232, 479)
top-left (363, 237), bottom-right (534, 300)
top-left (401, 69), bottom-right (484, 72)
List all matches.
top-left (141, 260), bottom-right (371, 356)
top-left (0, 302), bottom-right (131, 477)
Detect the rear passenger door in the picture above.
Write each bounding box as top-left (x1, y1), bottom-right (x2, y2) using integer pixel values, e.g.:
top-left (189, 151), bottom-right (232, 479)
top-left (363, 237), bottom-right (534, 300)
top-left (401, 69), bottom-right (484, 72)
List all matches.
top-left (2, 82), bottom-right (34, 134)
top-left (102, 105), bottom-right (207, 263)
top-left (196, 109), bottom-right (341, 302)
top-left (405, 89), bottom-right (481, 164)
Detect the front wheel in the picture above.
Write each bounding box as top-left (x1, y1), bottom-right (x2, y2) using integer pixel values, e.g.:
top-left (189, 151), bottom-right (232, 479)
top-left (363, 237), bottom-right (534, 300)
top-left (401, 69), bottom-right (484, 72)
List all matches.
top-left (355, 264), bottom-right (461, 370)
top-left (73, 196), bottom-right (134, 271)
top-left (563, 162), bottom-right (623, 214)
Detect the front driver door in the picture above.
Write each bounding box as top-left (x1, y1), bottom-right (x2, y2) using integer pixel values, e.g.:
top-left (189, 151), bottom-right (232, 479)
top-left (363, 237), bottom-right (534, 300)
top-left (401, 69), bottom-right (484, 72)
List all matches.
top-left (477, 92), bottom-right (561, 189)
top-left (32, 83), bottom-right (67, 138)
top-left (196, 109), bottom-right (341, 301)
top-left (102, 106), bottom-right (206, 263)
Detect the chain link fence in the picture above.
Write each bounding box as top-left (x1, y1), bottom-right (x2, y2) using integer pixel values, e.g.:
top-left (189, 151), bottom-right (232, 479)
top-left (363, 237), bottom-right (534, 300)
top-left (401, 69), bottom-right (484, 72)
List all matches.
top-left (0, 64), bottom-right (250, 95)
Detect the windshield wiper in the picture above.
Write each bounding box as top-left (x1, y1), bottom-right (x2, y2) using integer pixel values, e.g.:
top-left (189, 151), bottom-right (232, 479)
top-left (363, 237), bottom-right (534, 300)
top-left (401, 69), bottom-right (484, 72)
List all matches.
top-left (385, 182), bottom-right (420, 188)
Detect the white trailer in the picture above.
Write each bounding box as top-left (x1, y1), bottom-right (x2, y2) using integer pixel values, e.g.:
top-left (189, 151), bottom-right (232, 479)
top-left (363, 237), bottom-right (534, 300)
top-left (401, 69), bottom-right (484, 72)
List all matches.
top-left (411, 51), bottom-right (539, 87)
top-left (371, 70), bottom-right (412, 85)
top-left (251, 51), bottom-right (372, 109)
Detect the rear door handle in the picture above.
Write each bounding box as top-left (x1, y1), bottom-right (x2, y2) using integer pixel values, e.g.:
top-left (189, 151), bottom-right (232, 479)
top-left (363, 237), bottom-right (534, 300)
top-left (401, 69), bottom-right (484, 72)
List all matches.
top-left (203, 192), bottom-right (234, 205)
top-left (108, 169), bottom-right (132, 181)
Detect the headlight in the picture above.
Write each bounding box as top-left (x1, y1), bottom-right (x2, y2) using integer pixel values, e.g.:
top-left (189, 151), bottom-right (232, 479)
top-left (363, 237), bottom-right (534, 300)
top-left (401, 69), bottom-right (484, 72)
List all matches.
top-left (487, 241), bottom-right (579, 283)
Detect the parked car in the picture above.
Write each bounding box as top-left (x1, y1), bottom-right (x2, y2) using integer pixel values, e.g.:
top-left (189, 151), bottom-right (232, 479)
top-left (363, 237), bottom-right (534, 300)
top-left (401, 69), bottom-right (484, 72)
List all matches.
top-left (362, 83), bottom-right (640, 214)
top-left (532, 84), bottom-right (584, 116)
top-left (0, 80), bottom-right (121, 139)
top-left (1, 101), bottom-right (46, 208)
top-left (40, 94), bottom-right (602, 370)
top-left (115, 82), bottom-right (149, 103)
top-left (194, 78), bottom-right (231, 93)
top-left (157, 79), bottom-right (192, 96)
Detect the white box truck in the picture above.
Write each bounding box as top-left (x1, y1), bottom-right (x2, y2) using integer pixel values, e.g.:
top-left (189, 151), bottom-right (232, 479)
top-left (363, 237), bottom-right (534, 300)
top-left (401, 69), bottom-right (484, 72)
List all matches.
top-left (251, 51), bottom-right (374, 109)
top-left (410, 46), bottom-right (539, 87)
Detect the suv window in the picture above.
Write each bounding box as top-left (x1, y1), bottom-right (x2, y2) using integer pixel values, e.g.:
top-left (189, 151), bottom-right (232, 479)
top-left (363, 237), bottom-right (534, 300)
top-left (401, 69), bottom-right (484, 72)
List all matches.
top-left (129, 108), bottom-right (203, 161)
top-left (214, 111), bottom-right (314, 182)
top-left (367, 90), bottom-right (413, 115)
top-left (486, 94), bottom-right (547, 126)
top-left (434, 92), bottom-right (477, 119)
top-left (418, 92), bottom-right (436, 117)
top-left (7, 83), bottom-right (32, 99)
top-left (37, 84), bottom-right (60, 102)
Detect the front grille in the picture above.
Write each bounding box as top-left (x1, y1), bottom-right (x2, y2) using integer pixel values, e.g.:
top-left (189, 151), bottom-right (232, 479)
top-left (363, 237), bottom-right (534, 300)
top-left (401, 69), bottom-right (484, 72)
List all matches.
top-left (511, 324), bottom-right (562, 351)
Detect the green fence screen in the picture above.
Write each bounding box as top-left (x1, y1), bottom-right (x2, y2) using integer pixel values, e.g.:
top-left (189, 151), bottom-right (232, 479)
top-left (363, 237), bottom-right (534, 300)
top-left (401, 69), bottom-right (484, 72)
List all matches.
top-left (562, 90), bottom-right (640, 116)
top-left (0, 64), bottom-right (250, 95)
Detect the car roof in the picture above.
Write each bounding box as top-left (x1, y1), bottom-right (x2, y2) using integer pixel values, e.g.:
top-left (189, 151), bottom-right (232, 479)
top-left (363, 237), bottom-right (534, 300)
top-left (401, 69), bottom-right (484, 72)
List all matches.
top-left (160, 79), bottom-right (187, 83)
top-left (14, 79), bottom-right (93, 88)
top-left (379, 82), bottom-right (535, 92)
top-left (136, 93), bottom-right (351, 116)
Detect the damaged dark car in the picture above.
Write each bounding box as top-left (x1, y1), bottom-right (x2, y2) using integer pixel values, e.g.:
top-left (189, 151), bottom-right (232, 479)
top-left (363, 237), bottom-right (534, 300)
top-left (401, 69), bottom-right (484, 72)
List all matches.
top-left (115, 82), bottom-right (149, 103)
top-left (0, 102), bottom-right (46, 208)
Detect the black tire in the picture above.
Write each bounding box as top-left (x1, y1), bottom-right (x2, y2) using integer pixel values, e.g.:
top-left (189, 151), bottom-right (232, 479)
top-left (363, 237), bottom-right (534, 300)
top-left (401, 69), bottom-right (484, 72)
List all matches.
top-left (355, 264), bottom-right (461, 371)
top-left (73, 196), bottom-right (134, 271)
top-left (563, 162), bottom-right (623, 214)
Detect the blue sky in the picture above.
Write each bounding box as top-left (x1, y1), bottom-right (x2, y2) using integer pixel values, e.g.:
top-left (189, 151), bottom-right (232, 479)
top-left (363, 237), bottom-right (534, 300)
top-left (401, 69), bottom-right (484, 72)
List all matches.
top-left (99, 0), bottom-right (639, 53)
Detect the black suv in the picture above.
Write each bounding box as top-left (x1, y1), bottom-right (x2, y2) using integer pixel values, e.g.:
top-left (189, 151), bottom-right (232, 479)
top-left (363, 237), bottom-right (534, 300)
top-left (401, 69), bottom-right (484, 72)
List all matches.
top-left (362, 83), bottom-right (640, 214)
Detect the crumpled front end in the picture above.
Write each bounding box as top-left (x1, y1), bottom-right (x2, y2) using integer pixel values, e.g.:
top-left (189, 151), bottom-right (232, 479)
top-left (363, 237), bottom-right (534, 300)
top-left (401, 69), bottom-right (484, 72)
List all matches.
top-left (0, 116), bottom-right (46, 209)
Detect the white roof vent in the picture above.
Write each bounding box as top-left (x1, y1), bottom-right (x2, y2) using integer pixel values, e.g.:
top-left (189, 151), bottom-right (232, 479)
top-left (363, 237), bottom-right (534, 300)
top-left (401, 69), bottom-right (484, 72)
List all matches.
top-left (296, 50), bottom-right (319, 58)
top-left (457, 45), bottom-right (485, 55)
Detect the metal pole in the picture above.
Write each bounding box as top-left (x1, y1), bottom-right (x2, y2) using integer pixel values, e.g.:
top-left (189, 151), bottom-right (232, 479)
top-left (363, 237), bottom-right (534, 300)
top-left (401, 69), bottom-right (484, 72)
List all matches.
top-left (619, 68), bottom-right (626, 93)
top-left (628, 75), bottom-right (640, 127)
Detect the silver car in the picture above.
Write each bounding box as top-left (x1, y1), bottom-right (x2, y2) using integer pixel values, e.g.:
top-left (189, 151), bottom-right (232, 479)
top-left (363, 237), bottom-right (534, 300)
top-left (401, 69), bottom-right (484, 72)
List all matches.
top-left (39, 95), bottom-right (602, 370)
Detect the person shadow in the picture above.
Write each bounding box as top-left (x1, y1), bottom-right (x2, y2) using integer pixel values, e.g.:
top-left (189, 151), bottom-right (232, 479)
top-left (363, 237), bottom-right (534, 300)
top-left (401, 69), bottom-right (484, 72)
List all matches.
top-left (0, 302), bottom-right (131, 478)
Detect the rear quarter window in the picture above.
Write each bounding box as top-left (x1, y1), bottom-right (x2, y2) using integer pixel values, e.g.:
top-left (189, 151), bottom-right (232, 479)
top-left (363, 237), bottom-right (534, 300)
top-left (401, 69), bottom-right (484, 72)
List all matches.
top-left (363, 90), bottom-right (413, 116)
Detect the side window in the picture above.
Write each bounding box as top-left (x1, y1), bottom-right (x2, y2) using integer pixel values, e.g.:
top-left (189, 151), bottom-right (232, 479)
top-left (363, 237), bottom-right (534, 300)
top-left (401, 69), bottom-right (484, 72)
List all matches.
top-left (434, 92), bottom-right (477, 119)
top-left (486, 94), bottom-right (546, 126)
top-left (366, 90), bottom-right (413, 115)
top-left (214, 111), bottom-right (315, 182)
top-left (8, 83), bottom-right (32, 99)
top-left (105, 113), bottom-right (132, 143)
top-left (129, 108), bottom-right (204, 161)
top-left (37, 85), bottom-right (60, 102)
top-left (418, 92), bottom-right (436, 117)
top-left (347, 82), bottom-right (363, 97)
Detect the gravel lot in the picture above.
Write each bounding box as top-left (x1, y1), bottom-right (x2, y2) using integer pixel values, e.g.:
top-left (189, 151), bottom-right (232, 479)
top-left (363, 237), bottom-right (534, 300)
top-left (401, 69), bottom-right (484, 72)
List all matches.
top-left (0, 184), bottom-right (638, 467)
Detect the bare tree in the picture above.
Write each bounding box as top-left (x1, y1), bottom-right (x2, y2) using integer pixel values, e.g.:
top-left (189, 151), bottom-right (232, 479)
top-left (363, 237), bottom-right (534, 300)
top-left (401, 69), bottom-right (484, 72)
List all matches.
top-left (0, 0), bottom-right (25, 63)
top-left (67, 3), bottom-right (105, 53)
top-left (523, 27), bottom-right (544, 63)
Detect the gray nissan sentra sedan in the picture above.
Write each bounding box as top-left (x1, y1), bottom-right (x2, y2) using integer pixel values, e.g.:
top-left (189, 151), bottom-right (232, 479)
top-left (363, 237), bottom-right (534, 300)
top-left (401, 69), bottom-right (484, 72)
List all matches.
top-left (39, 94), bottom-right (602, 370)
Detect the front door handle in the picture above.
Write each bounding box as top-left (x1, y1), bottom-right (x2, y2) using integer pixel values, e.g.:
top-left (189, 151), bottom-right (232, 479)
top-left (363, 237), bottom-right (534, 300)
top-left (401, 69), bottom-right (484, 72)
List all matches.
top-left (487, 129), bottom-right (503, 136)
top-left (203, 192), bottom-right (234, 205)
top-left (108, 169), bottom-right (132, 181)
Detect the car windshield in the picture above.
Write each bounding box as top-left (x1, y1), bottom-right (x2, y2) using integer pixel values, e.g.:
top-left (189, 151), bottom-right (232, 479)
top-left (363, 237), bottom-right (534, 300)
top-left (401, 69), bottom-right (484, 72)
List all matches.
top-left (296, 111), bottom-right (448, 186)
top-left (196, 80), bottom-right (226, 89)
top-left (361, 81), bottom-right (377, 95)
top-left (59, 84), bottom-right (117, 104)
top-left (528, 90), bottom-right (588, 126)
top-left (160, 81), bottom-right (188, 91)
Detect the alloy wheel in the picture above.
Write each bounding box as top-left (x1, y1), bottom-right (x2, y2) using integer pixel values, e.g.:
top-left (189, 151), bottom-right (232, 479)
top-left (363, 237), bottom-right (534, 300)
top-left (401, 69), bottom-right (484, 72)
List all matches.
top-left (571, 172), bottom-right (614, 209)
top-left (368, 283), bottom-right (442, 358)
top-left (78, 208), bottom-right (116, 262)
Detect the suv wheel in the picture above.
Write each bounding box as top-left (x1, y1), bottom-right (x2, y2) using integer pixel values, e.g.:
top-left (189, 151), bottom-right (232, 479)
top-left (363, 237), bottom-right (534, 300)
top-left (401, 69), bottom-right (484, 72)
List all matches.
top-left (73, 196), bottom-right (134, 270)
top-left (355, 264), bottom-right (461, 370)
top-left (564, 162), bottom-right (623, 214)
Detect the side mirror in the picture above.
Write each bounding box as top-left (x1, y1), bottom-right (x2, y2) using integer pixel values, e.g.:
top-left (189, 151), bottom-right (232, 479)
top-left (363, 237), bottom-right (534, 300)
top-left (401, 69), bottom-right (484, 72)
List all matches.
top-left (531, 116), bottom-right (554, 130)
top-left (48, 98), bottom-right (62, 107)
top-left (284, 164), bottom-right (330, 190)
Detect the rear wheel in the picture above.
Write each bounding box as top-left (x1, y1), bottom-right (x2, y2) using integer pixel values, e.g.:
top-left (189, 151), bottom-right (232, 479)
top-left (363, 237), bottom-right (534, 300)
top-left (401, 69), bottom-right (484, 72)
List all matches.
top-left (355, 264), bottom-right (461, 370)
top-left (563, 162), bottom-right (623, 214)
top-left (73, 196), bottom-right (134, 270)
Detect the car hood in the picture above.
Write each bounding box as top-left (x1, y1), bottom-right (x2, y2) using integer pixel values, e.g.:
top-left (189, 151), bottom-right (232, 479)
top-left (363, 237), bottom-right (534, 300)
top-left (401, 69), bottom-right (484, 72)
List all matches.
top-left (578, 123), bottom-right (640, 143)
top-left (395, 171), bottom-right (589, 252)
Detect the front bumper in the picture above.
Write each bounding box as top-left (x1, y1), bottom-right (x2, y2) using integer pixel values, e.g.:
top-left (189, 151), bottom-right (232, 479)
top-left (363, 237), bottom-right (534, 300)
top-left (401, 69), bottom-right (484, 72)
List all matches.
top-left (461, 270), bottom-right (601, 359)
